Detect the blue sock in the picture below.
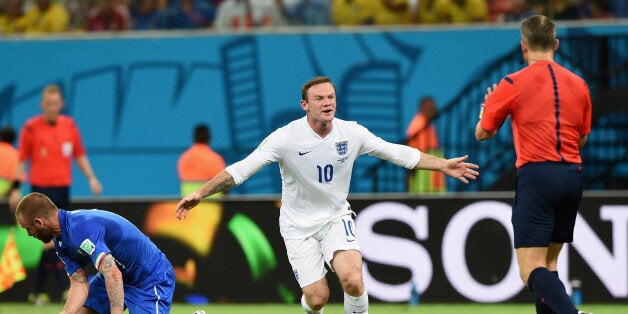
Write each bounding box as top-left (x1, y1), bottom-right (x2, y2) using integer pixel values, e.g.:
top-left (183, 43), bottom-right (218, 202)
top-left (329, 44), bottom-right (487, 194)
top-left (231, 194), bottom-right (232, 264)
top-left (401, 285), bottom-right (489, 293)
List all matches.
top-left (535, 271), bottom-right (559, 314)
top-left (528, 267), bottom-right (577, 314)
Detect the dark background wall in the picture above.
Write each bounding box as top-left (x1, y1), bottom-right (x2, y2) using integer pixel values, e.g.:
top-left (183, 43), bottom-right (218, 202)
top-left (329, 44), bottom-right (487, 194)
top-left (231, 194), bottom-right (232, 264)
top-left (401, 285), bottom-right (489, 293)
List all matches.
top-left (1, 192), bottom-right (626, 304)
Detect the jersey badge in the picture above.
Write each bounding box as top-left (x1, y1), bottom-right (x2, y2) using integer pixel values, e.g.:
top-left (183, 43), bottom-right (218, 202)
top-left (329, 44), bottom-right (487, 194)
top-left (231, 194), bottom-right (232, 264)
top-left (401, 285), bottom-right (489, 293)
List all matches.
top-left (62, 141), bottom-right (73, 157)
top-left (336, 141), bottom-right (348, 156)
top-left (80, 239), bottom-right (96, 256)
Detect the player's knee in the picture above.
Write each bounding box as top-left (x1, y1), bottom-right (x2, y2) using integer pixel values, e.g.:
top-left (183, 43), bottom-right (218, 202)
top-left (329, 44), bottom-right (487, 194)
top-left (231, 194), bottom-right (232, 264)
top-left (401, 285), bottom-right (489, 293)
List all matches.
top-left (341, 275), bottom-right (364, 296)
top-left (306, 293), bottom-right (328, 310)
top-left (304, 285), bottom-right (329, 310)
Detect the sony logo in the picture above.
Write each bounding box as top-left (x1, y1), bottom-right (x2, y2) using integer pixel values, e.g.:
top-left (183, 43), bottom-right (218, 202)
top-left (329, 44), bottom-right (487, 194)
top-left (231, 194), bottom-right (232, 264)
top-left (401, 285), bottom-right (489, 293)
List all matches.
top-left (355, 201), bottom-right (628, 302)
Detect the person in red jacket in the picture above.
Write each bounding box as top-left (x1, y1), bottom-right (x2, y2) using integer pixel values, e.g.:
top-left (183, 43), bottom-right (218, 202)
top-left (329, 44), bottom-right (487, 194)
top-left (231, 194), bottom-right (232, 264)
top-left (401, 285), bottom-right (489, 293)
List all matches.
top-left (86, 0), bottom-right (132, 31)
top-left (9, 83), bottom-right (103, 304)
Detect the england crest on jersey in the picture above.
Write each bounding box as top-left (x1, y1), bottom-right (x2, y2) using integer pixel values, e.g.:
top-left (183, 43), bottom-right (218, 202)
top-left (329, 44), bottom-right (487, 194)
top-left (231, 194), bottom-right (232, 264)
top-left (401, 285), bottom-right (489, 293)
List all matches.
top-left (336, 141), bottom-right (348, 155)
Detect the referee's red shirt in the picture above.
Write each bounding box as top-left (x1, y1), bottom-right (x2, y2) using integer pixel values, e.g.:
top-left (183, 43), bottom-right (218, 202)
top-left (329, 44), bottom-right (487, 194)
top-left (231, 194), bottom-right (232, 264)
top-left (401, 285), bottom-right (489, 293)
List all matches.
top-left (481, 61), bottom-right (592, 168)
top-left (18, 115), bottom-right (86, 187)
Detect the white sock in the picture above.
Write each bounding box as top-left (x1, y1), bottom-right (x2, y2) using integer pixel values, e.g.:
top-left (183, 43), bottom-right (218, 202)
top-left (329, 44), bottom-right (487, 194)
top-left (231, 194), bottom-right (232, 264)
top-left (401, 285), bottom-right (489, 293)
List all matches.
top-left (301, 294), bottom-right (323, 314)
top-left (344, 290), bottom-right (368, 314)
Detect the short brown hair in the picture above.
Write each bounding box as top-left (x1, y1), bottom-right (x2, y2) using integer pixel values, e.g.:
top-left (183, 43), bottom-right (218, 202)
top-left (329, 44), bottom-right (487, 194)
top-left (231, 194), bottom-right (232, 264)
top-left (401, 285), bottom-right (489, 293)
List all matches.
top-left (521, 15), bottom-right (556, 51)
top-left (15, 192), bottom-right (58, 222)
top-left (301, 76), bottom-right (335, 101)
top-left (42, 83), bottom-right (63, 97)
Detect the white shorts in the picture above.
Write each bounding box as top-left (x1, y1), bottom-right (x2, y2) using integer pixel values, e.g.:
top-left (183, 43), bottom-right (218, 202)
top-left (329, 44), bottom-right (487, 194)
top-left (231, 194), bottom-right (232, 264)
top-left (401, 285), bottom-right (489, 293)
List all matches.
top-left (285, 214), bottom-right (361, 288)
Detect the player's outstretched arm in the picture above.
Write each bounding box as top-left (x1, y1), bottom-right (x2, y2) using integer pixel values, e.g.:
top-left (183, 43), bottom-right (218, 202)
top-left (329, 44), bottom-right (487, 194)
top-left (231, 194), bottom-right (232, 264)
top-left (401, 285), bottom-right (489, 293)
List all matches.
top-left (176, 170), bottom-right (236, 220)
top-left (60, 268), bottom-right (90, 314)
top-left (415, 154), bottom-right (479, 184)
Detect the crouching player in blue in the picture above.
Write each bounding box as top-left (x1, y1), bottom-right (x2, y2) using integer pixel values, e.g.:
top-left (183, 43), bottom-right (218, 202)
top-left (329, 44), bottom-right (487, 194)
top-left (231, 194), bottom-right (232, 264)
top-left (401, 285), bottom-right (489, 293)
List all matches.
top-left (15, 192), bottom-right (175, 314)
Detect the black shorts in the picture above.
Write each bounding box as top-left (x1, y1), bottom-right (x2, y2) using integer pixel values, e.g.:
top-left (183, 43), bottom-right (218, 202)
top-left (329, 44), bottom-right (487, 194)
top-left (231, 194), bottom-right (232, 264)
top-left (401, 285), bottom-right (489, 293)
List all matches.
top-left (512, 162), bottom-right (583, 248)
top-left (31, 185), bottom-right (70, 210)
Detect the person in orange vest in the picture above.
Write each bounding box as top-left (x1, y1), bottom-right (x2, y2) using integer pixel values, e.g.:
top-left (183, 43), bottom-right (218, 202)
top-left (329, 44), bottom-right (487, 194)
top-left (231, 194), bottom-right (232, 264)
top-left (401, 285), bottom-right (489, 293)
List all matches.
top-left (0, 126), bottom-right (21, 198)
top-left (177, 124), bottom-right (226, 197)
top-left (405, 96), bottom-right (446, 193)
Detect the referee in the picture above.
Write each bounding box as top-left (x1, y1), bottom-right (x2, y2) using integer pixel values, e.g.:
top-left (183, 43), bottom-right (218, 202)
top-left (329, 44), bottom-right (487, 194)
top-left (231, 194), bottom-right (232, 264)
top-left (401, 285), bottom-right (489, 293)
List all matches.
top-left (475, 15), bottom-right (593, 314)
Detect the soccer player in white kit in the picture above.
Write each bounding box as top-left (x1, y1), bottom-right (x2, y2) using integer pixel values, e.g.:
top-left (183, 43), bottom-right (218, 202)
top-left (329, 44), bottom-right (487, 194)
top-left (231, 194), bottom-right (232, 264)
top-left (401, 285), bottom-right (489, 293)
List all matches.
top-left (176, 76), bottom-right (480, 314)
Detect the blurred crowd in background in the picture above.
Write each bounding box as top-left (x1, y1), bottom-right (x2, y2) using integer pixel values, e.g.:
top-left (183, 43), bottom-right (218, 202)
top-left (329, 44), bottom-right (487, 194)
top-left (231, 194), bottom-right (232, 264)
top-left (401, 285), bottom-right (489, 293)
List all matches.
top-left (0, 0), bottom-right (626, 35)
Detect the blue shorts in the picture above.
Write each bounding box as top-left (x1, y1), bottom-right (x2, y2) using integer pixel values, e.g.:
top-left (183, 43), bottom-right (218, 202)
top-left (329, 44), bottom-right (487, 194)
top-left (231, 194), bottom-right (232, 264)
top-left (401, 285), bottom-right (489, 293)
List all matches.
top-left (512, 162), bottom-right (583, 248)
top-left (84, 263), bottom-right (175, 314)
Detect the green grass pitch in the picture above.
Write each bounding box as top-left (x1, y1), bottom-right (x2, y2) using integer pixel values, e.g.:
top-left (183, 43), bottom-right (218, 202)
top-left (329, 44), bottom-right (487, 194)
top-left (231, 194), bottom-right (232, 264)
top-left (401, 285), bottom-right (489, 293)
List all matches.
top-left (0, 303), bottom-right (625, 314)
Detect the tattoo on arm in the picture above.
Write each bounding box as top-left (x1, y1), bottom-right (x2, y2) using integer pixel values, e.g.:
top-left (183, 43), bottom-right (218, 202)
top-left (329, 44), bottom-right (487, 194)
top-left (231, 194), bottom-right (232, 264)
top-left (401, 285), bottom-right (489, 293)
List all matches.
top-left (211, 176), bottom-right (236, 194)
top-left (70, 269), bottom-right (89, 283)
top-left (200, 173), bottom-right (236, 197)
top-left (99, 254), bottom-right (125, 312)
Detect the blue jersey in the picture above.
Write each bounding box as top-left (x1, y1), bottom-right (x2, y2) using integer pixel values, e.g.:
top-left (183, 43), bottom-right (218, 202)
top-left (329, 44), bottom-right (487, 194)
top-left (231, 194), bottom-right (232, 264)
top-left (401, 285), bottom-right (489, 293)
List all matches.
top-left (54, 209), bottom-right (170, 286)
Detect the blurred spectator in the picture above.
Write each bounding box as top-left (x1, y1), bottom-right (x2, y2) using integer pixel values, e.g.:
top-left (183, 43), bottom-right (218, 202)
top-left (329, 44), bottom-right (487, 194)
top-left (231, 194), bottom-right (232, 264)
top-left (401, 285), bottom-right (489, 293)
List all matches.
top-left (550, 0), bottom-right (581, 20)
top-left (373, 0), bottom-right (412, 25)
top-left (214, 0), bottom-right (287, 30)
top-left (504, 0), bottom-right (536, 22)
top-left (530, 0), bottom-right (547, 15)
top-left (250, 0), bottom-right (288, 27)
top-left (0, 0), bottom-right (24, 34)
top-left (20, 0), bottom-right (70, 34)
top-left (86, 0), bottom-right (133, 31)
top-left (405, 96), bottom-right (446, 193)
top-left (614, 0), bottom-right (628, 17)
top-left (65, 0), bottom-right (93, 30)
top-left (331, 0), bottom-right (375, 25)
top-left (284, 0), bottom-right (332, 25)
top-left (582, 0), bottom-right (615, 19)
top-left (486, 0), bottom-right (512, 22)
top-left (213, 0), bottom-right (251, 28)
top-left (415, 0), bottom-right (438, 23)
top-left (416, 0), bottom-right (488, 24)
top-left (157, 0), bottom-right (215, 29)
top-left (130, 0), bottom-right (165, 29)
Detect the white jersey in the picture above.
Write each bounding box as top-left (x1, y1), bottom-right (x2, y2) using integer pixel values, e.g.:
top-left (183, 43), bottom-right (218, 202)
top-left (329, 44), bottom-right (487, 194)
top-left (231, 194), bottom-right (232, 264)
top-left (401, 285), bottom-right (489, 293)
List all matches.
top-left (226, 117), bottom-right (421, 239)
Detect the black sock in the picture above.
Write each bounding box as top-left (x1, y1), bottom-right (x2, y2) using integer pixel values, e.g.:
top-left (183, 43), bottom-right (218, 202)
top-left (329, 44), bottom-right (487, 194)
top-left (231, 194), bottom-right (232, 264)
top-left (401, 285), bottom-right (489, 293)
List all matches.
top-left (535, 271), bottom-right (559, 314)
top-left (528, 267), bottom-right (577, 314)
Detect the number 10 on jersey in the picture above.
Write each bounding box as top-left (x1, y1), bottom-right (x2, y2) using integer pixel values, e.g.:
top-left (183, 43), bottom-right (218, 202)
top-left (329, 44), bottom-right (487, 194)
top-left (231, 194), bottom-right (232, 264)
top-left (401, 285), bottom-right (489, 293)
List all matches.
top-left (317, 164), bottom-right (334, 183)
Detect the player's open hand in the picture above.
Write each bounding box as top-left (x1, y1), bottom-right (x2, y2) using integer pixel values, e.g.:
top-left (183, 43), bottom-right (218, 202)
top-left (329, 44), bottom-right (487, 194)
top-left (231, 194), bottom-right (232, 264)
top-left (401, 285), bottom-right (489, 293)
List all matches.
top-left (175, 191), bottom-right (203, 220)
top-left (444, 155), bottom-right (479, 184)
